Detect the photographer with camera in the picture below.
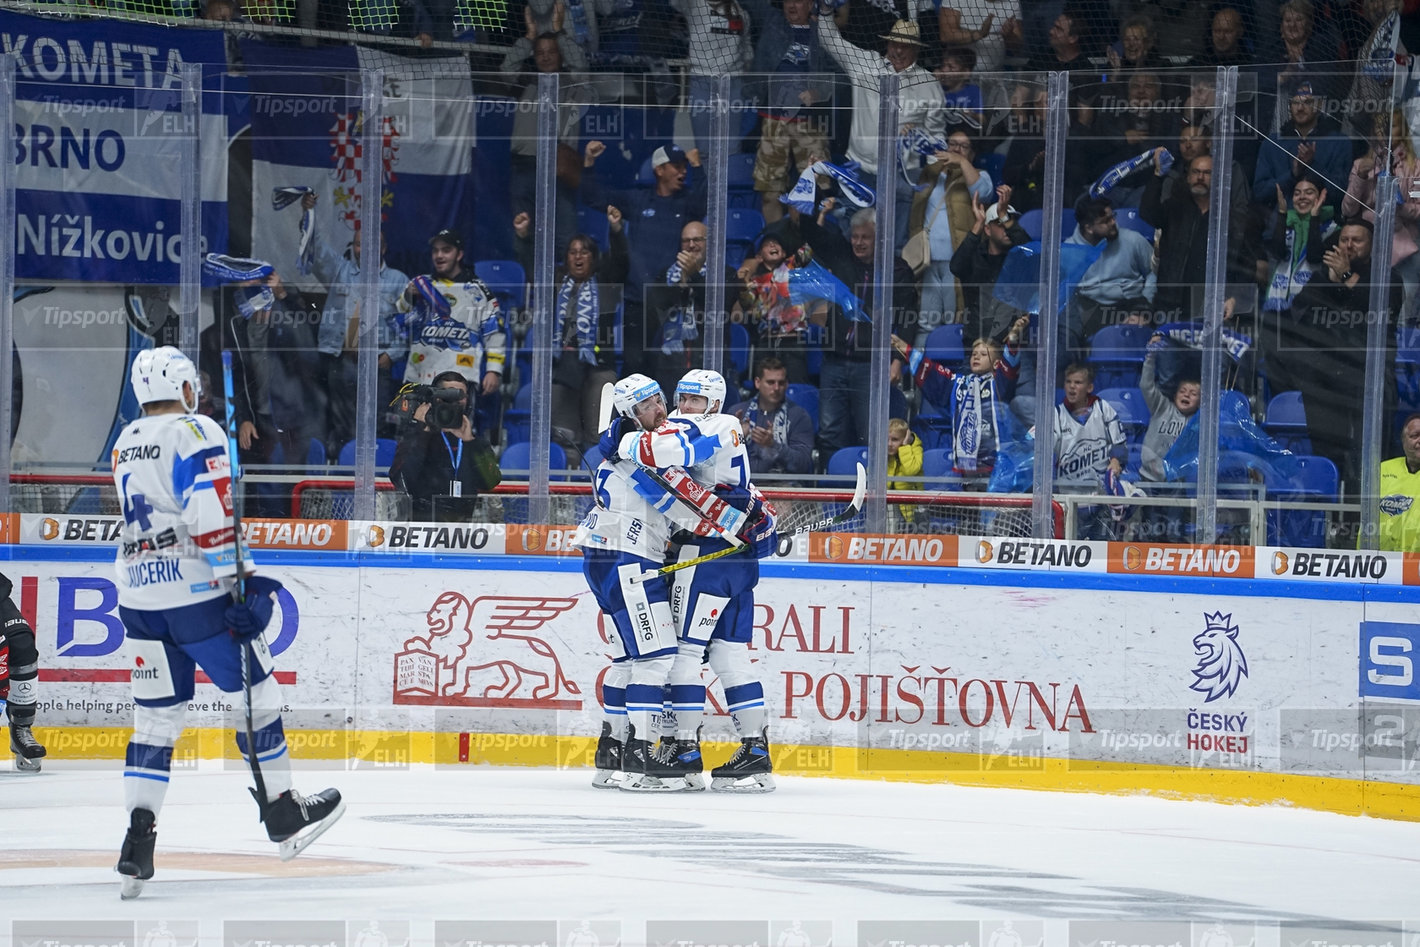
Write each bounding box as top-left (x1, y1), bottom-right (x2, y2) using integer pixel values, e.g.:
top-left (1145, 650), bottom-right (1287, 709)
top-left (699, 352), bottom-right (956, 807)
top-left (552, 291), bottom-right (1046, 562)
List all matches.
top-left (389, 371), bottom-right (501, 522)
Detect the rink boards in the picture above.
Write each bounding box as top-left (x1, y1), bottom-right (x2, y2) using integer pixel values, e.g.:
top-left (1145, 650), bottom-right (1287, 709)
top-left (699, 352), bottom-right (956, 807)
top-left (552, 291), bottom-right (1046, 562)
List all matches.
top-left (4, 523), bottom-right (1420, 821)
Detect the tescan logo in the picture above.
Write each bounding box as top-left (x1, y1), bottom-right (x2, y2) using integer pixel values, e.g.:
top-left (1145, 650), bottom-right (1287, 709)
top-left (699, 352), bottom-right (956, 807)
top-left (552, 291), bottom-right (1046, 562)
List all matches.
top-left (1189, 611), bottom-right (1249, 702)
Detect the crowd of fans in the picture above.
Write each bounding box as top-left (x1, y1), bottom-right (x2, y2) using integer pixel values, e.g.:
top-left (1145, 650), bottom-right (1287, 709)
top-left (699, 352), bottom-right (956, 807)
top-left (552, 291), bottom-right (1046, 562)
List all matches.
top-left (180, 0), bottom-right (1420, 538)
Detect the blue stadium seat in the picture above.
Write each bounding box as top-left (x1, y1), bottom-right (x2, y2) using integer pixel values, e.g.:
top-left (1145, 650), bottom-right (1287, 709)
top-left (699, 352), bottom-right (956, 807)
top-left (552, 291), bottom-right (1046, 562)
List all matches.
top-left (1089, 324), bottom-right (1149, 390)
top-left (1396, 327), bottom-right (1420, 407)
top-left (500, 440), bottom-right (568, 478)
top-left (912, 396), bottom-right (952, 450)
top-left (1096, 386), bottom-right (1150, 445)
top-left (474, 259), bottom-right (528, 312)
top-left (727, 152), bottom-right (757, 189)
top-left (336, 438), bottom-right (398, 468)
top-left (1268, 454), bottom-right (1338, 548)
top-left (503, 384), bottom-right (533, 445)
top-left (580, 442), bottom-right (606, 471)
top-left (924, 324), bottom-right (968, 368)
top-left (786, 382), bottom-right (819, 433)
top-left (1019, 208), bottom-right (1075, 241)
top-left (1263, 390), bottom-right (1310, 454)
top-left (1115, 206), bottom-right (1155, 241)
top-left (727, 189), bottom-right (760, 210)
top-left (728, 321), bottom-right (752, 380)
top-left (726, 208), bottom-right (765, 247)
top-left (921, 446), bottom-right (954, 480)
top-left (825, 446), bottom-right (868, 484)
top-left (576, 205), bottom-right (611, 251)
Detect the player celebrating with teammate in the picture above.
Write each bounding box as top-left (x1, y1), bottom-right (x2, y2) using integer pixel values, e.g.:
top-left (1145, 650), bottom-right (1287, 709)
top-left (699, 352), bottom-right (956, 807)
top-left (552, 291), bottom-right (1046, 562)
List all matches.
top-left (110, 347), bottom-right (344, 898)
top-left (611, 369), bottom-right (778, 792)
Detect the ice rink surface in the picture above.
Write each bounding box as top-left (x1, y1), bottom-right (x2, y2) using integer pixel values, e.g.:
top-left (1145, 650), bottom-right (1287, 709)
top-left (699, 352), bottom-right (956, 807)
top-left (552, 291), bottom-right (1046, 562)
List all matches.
top-left (2, 763), bottom-right (1419, 947)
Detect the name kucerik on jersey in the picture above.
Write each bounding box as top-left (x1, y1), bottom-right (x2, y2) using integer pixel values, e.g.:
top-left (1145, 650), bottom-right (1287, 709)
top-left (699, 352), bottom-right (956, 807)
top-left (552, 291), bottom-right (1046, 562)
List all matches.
top-left (124, 558), bottom-right (183, 587)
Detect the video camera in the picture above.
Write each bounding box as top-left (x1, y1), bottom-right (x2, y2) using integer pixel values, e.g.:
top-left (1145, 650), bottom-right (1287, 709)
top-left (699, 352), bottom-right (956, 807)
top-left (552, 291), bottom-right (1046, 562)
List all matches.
top-left (392, 383), bottom-right (468, 431)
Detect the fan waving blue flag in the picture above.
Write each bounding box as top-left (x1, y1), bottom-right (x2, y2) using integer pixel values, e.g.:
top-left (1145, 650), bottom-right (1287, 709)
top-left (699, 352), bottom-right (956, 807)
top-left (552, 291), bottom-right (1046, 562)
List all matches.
top-left (784, 260), bottom-right (868, 322)
top-left (992, 241), bottom-right (1105, 316)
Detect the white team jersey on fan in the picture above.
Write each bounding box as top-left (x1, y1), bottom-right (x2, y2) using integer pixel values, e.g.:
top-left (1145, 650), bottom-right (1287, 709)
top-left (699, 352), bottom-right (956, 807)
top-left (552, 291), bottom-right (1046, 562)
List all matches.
top-left (397, 276), bottom-right (506, 386)
top-left (110, 412), bottom-right (247, 610)
top-left (572, 461), bottom-right (702, 560)
top-left (642, 412), bottom-right (751, 491)
top-left (1051, 398), bottom-right (1127, 489)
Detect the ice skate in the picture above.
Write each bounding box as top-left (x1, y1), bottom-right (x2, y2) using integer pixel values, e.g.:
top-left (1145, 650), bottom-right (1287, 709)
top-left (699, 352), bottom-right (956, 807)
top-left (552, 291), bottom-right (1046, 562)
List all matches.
top-left (591, 722), bottom-right (625, 789)
top-left (115, 807), bottom-right (156, 900)
top-left (10, 722), bottom-right (46, 773)
top-left (621, 730), bottom-right (704, 793)
top-left (260, 787), bottom-right (346, 860)
top-left (710, 734), bottom-right (776, 793)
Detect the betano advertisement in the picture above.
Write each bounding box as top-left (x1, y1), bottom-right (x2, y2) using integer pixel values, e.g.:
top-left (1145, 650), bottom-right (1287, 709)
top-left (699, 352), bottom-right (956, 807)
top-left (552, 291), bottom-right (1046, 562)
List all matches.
top-left (7, 533), bottom-right (1420, 820)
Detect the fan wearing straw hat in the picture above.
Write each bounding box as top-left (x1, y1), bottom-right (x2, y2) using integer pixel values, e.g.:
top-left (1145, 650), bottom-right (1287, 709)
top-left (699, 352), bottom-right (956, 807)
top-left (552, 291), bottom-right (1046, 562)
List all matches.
top-left (817, 14), bottom-right (945, 251)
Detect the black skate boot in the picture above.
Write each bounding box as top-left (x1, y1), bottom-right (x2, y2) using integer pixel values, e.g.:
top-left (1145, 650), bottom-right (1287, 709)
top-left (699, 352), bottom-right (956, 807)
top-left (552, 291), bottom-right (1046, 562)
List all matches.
top-left (622, 728), bottom-right (704, 793)
top-left (591, 722), bottom-right (624, 789)
top-left (710, 733), bottom-right (776, 793)
top-left (9, 719), bottom-right (46, 773)
top-left (116, 807), bottom-right (156, 900)
top-left (259, 788), bottom-right (346, 861)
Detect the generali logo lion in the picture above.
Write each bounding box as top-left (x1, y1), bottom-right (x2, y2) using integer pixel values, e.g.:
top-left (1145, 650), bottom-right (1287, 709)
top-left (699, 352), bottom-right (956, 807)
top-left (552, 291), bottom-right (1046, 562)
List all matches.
top-left (392, 592), bottom-right (582, 708)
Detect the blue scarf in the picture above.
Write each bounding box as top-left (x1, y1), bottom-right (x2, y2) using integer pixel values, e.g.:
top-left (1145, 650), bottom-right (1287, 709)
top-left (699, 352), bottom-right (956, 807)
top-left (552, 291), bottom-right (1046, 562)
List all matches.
top-left (898, 127), bottom-right (948, 191)
top-left (272, 186), bottom-right (316, 275)
top-left (660, 262), bottom-right (704, 355)
top-left (778, 160), bottom-right (876, 212)
top-left (203, 254), bottom-right (272, 285)
top-left (557, 275), bottom-right (600, 365)
top-left (1090, 148), bottom-right (1172, 198)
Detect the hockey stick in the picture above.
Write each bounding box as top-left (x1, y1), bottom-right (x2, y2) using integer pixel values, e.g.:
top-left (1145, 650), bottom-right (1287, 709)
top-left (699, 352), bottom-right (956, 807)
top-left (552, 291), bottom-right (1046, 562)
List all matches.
top-left (635, 461), bottom-right (868, 581)
top-left (220, 351), bottom-right (268, 812)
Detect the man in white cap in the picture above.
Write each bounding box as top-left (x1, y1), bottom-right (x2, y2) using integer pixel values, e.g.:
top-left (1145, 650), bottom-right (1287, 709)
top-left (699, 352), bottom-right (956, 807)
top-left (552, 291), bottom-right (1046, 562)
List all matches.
top-left (817, 15), bottom-right (945, 250)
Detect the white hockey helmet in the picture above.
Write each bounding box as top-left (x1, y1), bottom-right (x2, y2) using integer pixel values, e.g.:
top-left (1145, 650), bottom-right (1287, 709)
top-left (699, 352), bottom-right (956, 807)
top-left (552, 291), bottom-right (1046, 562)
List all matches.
top-left (131, 346), bottom-right (200, 412)
top-left (612, 373), bottom-right (665, 418)
top-left (675, 369), bottom-right (726, 414)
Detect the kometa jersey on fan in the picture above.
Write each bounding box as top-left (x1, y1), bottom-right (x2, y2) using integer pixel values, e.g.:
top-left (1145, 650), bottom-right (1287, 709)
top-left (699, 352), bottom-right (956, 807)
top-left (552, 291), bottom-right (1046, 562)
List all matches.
top-left (111, 412), bottom-right (248, 612)
top-left (396, 276), bottom-right (506, 386)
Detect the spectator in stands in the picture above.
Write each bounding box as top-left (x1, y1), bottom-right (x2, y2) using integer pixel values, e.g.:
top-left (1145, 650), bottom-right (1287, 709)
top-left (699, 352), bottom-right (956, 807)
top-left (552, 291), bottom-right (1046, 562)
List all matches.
top-left (1192, 6), bottom-right (1256, 67)
top-left (1261, 176), bottom-right (1336, 390)
top-left (581, 140), bottom-right (707, 378)
top-left (390, 371), bottom-right (501, 522)
top-left (397, 228), bottom-right (506, 404)
top-left (203, 0), bottom-right (236, 19)
top-left (1344, 0), bottom-right (1409, 136)
top-left (300, 192), bottom-right (409, 460)
top-left (742, 0), bottom-right (832, 225)
top-left (906, 129), bottom-right (996, 341)
top-left (727, 356), bottom-right (815, 481)
top-left (501, 24), bottom-right (592, 259)
top-left (1155, 121), bottom-right (1255, 223)
top-left (793, 205), bottom-right (913, 463)
top-left (935, 1), bottom-right (1022, 75)
top-left (737, 223), bottom-right (817, 383)
top-left (1142, 148), bottom-right (1256, 322)
top-left (514, 207), bottom-right (628, 465)
top-left (893, 316), bottom-right (1029, 489)
top-left (645, 220), bottom-right (739, 397)
top-left (1253, 80), bottom-right (1353, 220)
top-left (1024, 11), bottom-right (1088, 73)
top-left (932, 46), bottom-right (984, 138)
top-left (1342, 108), bottom-right (1420, 324)
top-left (1136, 334), bottom-right (1201, 541)
top-left (948, 184), bottom-right (1030, 344)
top-left (1260, 0), bottom-right (1341, 140)
top-left (997, 80), bottom-right (1047, 214)
top-left (1105, 14), bottom-right (1166, 75)
top-left (1052, 363), bottom-right (1129, 540)
top-left (816, 16), bottom-right (945, 251)
top-left (886, 417), bottom-right (923, 528)
top-left (1286, 219), bottom-right (1402, 490)
top-left (1064, 195), bottom-right (1158, 366)
top-left (1378, 413), bottom-right (1420, 552)
top-left (513, 0), bottom-right (604, 60)
top-left (1092, 70), bottom-right (1181, 207)
top-left (226, 271), bottom-right (322, 515)
top-left (673, 0), bottom-right (754, 156)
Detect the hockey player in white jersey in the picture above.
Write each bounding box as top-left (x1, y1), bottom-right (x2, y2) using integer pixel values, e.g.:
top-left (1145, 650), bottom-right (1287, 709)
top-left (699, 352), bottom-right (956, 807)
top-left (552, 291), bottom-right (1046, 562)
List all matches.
top-left (574, 374), bottom-right (708, 791)
top-left (110, 347), bottom-right (344, 898)
top-left (613, 369), bottom-right (778, 792)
